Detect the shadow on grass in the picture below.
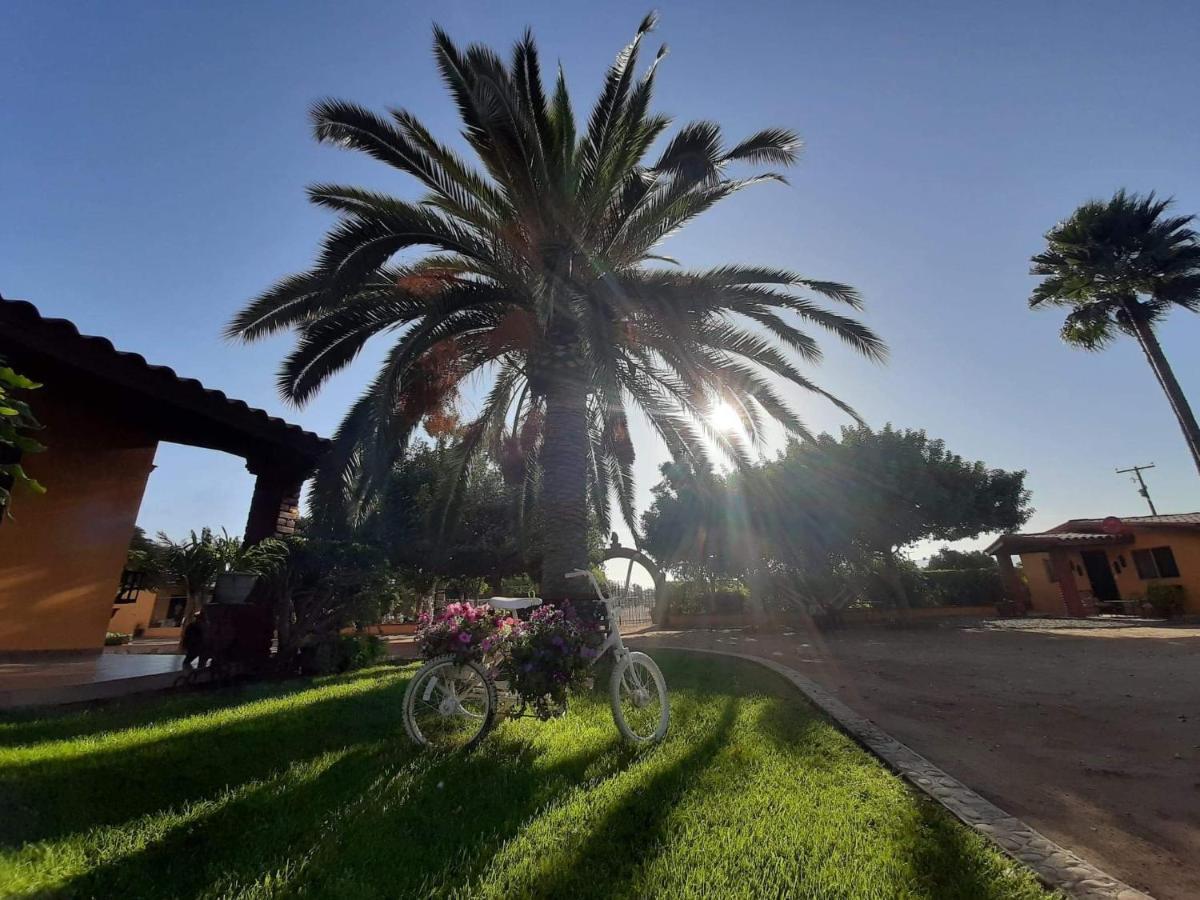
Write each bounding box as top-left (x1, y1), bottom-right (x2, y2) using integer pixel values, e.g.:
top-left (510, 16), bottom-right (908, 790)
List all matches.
top-left (54, 723), bottom-right (625, 898)
top-left (516, 698), bottom-right (740, 898)
top-left (0, 669), bottom-right (412, 848)
top-left (0, 664), bottom-right (411, 749)
top-left (735, 663), bottom-right (1046, 899)
top-left (903, 798), bottom-right (1034, 900)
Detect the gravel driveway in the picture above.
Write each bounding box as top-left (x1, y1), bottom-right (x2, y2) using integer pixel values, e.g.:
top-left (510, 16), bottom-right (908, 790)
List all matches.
top-left (632, 618), bottom-right (1200, 900)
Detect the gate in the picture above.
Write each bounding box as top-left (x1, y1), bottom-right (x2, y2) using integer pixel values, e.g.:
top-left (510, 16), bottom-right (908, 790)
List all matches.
top-left (606, 577), bottom-right (655, 628)
top-left (600, 540), bottom-right (667, 628)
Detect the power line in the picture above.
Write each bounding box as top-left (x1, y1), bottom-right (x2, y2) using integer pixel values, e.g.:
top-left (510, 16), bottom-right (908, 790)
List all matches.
top-left (1115, 463), bottom-right (1158, 515)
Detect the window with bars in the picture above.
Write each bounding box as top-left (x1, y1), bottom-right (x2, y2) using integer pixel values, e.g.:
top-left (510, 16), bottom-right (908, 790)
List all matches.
top-left (1131, 547), bottom-right (1181, 580)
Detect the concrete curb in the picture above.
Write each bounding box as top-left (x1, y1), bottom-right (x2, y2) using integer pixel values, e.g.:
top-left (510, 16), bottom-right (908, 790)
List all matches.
top-left (651, 645), bottom-right (1152, 900)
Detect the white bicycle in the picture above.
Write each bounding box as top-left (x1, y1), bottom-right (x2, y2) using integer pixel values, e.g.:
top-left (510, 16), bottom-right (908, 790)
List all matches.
top-left (403, 569), bottom-right (669, 750)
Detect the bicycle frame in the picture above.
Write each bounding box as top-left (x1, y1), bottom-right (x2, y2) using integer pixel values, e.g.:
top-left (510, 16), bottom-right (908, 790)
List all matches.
top-left (564, 568), bottom-right (629, 665)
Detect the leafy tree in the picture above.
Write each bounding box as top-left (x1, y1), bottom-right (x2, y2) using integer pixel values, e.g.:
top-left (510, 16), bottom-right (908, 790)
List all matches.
top-left (784, 425), bottom-right (1032, 608)
top-left (260, 536), bottom-right (401, 671)
top-left (227, 15), bottom-right (883, 600)
top-left (353, 443), bottom-right (530, 596)
top-left (156, 528), bottom-right (284, 629)
top-left (641, 461), bottom-right (736, 580)
top-left (124, 526), bottom-right (167, 590)
top-left (0, 360), bottom-right (45, 516)
top-left (1031, 190), bottom-right (1200, 475)
top-left (640, 427), bottom-right (1030, 615)
top-left (925, 547), bottom-right (997, 570)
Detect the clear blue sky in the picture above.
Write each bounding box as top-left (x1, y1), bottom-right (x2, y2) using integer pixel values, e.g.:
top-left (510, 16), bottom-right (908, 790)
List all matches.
top-left (4, 0), bottom-right (1200, 558)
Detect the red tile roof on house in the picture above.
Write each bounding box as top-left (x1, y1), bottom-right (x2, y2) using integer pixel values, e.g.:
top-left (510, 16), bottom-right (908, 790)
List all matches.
top-left (0, 295), bottom-right (328, 466)
top-left (987, 512), bottom-right (1200, 555)
top-left (1048, 513), bottom-right (1200, 532)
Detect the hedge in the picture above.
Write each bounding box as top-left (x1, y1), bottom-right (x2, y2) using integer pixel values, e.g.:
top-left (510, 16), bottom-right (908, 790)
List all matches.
top-left (920, 568), bottom-right (1004, 607)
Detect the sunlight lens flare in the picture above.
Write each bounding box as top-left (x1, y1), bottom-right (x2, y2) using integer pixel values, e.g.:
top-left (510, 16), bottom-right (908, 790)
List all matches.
top-left (710, 401), bottom-right (744, 434)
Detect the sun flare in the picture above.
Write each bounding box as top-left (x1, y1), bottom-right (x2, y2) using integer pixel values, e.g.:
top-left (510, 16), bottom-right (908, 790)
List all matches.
top-left (710, 401), bottom-right (744, 434)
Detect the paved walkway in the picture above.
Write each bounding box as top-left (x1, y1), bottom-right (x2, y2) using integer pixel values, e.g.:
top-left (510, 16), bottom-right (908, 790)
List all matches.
top-left (0, 652), bottom-right (185, 708)
top-left (631, 623), bottom-right (1200, 900)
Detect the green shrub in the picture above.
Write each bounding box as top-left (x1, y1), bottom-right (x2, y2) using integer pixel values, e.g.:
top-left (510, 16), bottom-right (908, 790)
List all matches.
top-left (665, 580), bottom-right (748, 615)
top-left (843, 558), bottom-right (930, 608)
top-left (297, 634), bottom-right (387, 676)
top-left (104, 632), bottom-right (131, 646)
top-left (336, 633), bottom-right (387, 671)
top-left (1146, 583), bottom-right (1185, 618)
top-left (921, 569), bottom-right (1005, 607)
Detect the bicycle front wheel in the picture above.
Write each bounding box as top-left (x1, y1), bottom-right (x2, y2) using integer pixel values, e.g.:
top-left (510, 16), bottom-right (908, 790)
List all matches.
top-left (403, 655), bottom-right (496, 751)
top-left (610, 651), bottom-right (669, 743)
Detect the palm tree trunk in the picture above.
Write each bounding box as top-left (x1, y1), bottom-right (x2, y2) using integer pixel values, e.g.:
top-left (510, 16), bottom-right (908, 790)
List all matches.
top-left (1126, 306), bottom-right (1200, 477)
top-left (539, 374), bottom-right (593, 601)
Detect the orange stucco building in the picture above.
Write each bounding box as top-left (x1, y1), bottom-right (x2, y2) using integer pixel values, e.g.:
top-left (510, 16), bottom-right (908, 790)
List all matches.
top-left (988, 513), bottom-right (1200, 617)
top-left (0, 296), bottom-right (327, 654)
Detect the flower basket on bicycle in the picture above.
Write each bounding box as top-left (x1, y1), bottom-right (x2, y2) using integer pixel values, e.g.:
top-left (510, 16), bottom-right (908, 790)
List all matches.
top-left (415, 601), bottom-right (516, 663)
top-left (497, 603), bottom-right (603, 719)
top-left (403, 571), bottom-right (669, 750)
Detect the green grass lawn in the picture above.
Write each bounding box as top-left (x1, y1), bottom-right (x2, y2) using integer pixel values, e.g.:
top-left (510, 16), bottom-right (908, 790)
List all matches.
top-left (0, 652), bottom-right (1052, 899)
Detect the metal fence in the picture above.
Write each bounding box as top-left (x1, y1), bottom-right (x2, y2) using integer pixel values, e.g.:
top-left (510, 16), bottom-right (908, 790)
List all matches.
top-left (606, 580), bottom-right (655, 628)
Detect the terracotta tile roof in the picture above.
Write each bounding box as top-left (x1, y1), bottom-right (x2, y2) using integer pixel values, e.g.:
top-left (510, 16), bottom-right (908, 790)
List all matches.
top-left (1048, 513), bottom-right (1200, 533)
top-left (985, 531), bottom-right (1136, 555)
top-left (0, 295), bottom-right (328, 463)
top-left (988, 512), bottom-right (1200, 554)
top-left (1032, 532), bottom-right (1129, 543)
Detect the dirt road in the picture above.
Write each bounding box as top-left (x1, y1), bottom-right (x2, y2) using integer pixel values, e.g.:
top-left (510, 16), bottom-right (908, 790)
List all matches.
top-left (633, 620), bottom-right (1200, 899)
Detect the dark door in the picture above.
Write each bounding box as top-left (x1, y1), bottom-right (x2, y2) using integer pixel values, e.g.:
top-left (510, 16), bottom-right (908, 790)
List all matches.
top-left (1080, 550), bottom-right (1120, 601)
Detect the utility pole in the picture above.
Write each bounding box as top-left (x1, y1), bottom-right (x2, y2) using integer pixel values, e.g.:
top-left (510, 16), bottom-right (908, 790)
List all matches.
top-left (1116, 463), bottom-right (1158, 515)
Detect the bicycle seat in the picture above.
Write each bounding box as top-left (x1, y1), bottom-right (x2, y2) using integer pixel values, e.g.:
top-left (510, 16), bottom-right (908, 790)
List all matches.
top-left (488, 596), bottom-right (544, 611)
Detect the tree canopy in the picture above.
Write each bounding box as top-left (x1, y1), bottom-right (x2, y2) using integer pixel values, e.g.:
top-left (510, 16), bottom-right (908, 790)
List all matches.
top-left (785, 424), bottom-right (1032, 557)
top-left (640, 424), bottom-right (1031, 612)
top-left (925, 548), bottom-right (998, 571)
top-left (1031, 190), bottom-right (1200, 474)
top-left (226, 15), bottom-right (883, 598)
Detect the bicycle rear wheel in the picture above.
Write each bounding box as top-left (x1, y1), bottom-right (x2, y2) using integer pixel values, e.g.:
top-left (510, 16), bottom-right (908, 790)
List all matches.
top-left (609, 651), bottom-right (669, 743)
top-left (403, 655), bottom-right (496, 751)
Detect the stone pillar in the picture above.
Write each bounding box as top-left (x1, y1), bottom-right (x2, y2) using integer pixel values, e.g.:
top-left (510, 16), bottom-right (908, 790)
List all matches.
top-left (994, 553), bottom-right (1029, 616)
top-left (1049, 549), bottom-right (1085, 617)
top-left (244, 461), bottom-right (306, 545)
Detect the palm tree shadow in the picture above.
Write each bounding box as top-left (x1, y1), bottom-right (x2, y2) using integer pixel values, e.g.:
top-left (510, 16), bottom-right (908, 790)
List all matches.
top-left (280, 727), bottom-right (627, 897)
top-left (515, 698), bottom-right (740, 899)
top-left (902, 797), bottom-right (1036, 899)
top-left (0, 675), bottom-right (336, 749)
top-left (54, 738), bottom-right (404, 898)
top-left (0, 673), bottom-right (409, 848)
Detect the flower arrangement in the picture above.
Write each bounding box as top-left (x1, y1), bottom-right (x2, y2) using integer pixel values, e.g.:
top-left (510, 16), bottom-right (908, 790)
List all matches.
top-left (498, 602), bottom-right (606, 718)
top-left (416, 602), bottom-right (516, 662)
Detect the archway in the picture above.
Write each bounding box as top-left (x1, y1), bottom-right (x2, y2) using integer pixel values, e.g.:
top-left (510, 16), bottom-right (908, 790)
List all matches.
top-left (599, 539), bottom-right (669, 626)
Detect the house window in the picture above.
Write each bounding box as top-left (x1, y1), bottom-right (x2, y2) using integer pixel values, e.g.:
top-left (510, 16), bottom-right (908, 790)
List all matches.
top-left (1041, 557), bottom-right (1058, 583)
top-left (114, 569), bottom-right (146, 604)
top-left (1132, 547), bottom-right (1181, 580)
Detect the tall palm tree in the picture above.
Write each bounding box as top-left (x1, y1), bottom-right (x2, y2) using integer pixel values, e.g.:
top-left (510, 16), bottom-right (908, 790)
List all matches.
top-left (1031, 190), bottom-right (1200, 476)
top-left (228, 15), bottom-right (885, 600)
top-left (158, 528), bottom-right (281, 631)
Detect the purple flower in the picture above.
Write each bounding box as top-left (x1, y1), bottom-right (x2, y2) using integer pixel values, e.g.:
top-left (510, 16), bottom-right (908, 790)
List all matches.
top-left (457, 632), bottom-right (472, 644)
